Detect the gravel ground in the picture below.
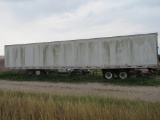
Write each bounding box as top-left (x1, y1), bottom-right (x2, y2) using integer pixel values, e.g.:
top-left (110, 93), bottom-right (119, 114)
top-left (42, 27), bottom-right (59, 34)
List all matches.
top-left (0, 79), bottom-right (160, 102)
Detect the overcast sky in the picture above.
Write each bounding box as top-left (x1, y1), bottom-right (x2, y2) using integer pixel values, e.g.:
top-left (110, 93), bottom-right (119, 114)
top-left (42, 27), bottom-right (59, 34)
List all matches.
top-left (0, 0), bottom-right (160, 55)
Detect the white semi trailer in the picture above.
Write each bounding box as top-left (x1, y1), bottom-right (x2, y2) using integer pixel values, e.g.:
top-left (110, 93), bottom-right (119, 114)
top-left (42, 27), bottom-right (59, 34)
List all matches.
top-left (5, 33), bottom-right (159, 79)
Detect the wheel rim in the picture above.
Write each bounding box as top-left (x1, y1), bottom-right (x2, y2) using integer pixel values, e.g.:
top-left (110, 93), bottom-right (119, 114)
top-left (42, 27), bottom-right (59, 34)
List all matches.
top-left (36, 70), bottom-right (41, 75)
top-left (105, 72), bottom-right (113, 79)
top-left (119, 72), bottom-right (127, 79)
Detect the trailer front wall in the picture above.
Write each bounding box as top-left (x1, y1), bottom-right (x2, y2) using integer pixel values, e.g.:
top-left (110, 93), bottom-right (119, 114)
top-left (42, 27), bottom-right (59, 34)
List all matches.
top-left (5, 33), bottom-right (158, 69)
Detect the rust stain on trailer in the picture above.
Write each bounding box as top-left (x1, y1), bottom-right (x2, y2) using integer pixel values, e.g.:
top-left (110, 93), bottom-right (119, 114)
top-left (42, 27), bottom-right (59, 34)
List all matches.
top-left (43, 45), bottom-right (49, 66)
top-left (20, 47), bottom-right (25, 66)
top-left (103, 41), bottom-right (110, 65)
top-left (52, 44), bottom-right (60, 65)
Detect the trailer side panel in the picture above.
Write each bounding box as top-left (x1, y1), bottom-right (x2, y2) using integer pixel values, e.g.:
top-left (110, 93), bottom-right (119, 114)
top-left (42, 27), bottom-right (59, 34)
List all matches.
top-left (5, 33), bottom-right (158, 69)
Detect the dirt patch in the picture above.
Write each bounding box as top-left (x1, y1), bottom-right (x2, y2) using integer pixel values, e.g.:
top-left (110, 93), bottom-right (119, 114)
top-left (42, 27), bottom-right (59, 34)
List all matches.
top-left (0, 79), bottom-right (160, 102)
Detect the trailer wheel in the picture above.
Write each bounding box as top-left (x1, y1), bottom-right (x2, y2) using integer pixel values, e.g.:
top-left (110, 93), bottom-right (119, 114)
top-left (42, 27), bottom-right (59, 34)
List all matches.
top-left (104, 71), bottom-right (113, 80)
top-left (35, 70), bottom-right (41, 76)
top-left (68, 69), bottom-right (71, 74)
top-left (118, 71), bottom-right (128, 79)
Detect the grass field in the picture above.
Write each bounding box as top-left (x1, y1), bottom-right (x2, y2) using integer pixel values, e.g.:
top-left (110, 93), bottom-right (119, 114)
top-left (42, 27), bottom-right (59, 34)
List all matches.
top-left (0, 89), bottom-right (159, 120)
top-left (0, 71), bottom-right (160, 86)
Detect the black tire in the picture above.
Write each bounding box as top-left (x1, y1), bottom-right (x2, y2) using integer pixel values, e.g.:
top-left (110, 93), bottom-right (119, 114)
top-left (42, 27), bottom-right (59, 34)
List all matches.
top-left (118, 70), bottom-right (128, 79)
top-left (104, 71), bottom-right (113, 80)
top-left (35, 70), bottom-right (41, 76)
top-left (135, 70), bottom-right (142, 77)
top-left (68, 70), bottom-right (71, 74)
